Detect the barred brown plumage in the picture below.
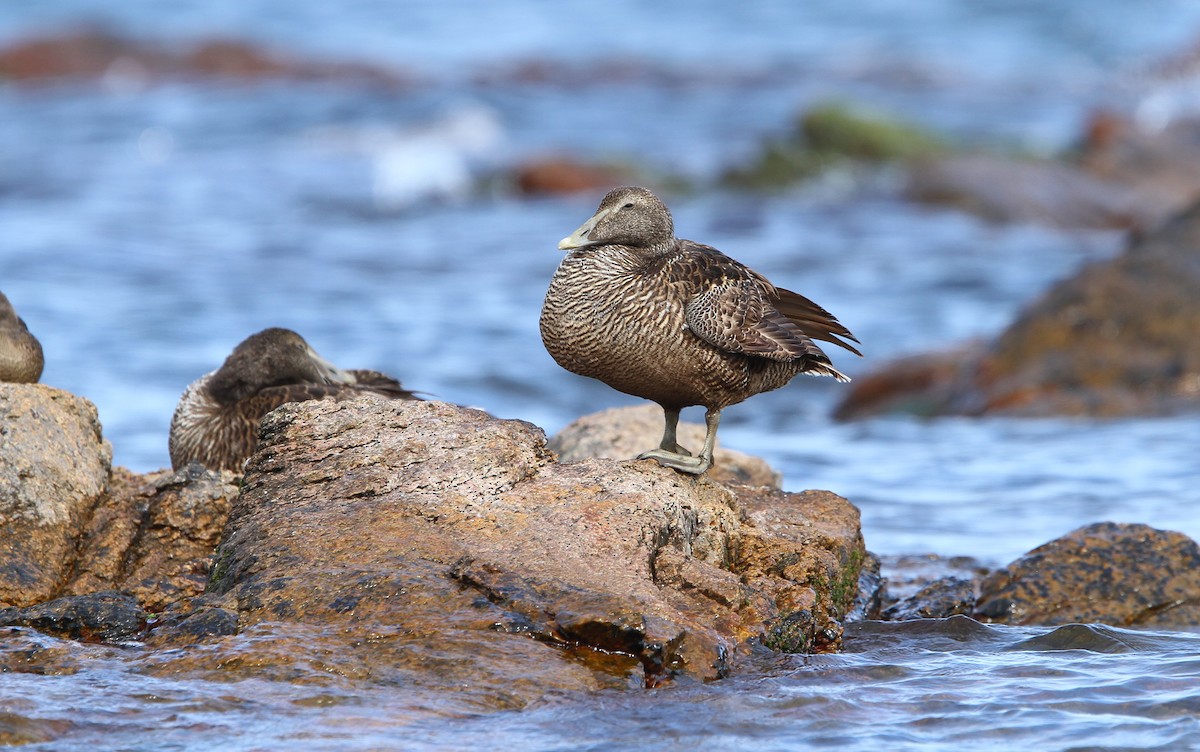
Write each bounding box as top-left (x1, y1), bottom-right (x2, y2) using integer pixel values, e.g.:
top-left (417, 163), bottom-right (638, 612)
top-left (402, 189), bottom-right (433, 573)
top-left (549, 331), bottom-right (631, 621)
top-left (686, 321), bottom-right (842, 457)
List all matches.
top-left (540, 186), bottom-right (860, 475)
top-left (0, 291), bottom-right (43, 384)
top-left (168, 327), bottom-right (419, 473)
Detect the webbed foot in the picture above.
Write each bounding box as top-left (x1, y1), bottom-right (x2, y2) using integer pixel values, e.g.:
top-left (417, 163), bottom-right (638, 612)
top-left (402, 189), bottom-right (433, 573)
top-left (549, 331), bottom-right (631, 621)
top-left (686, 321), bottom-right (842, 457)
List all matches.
top-left (636, 448), bottom-right (711, 475)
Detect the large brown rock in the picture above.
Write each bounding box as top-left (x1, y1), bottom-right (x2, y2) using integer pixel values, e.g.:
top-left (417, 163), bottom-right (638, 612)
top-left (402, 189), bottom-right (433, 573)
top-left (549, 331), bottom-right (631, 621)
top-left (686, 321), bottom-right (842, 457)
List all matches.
top-left (549, 404), bottom-right (782, 488)
top-left (974, 522), bottom-right (1200, 627)
top-left (169, 398), bottom-right (864, 705)
top-left (0, 384), bottom-right (111, 607)
top-left (836, 197), bottom-right (1200, 418)
top-left (0, 383), bottom-right (237, 611)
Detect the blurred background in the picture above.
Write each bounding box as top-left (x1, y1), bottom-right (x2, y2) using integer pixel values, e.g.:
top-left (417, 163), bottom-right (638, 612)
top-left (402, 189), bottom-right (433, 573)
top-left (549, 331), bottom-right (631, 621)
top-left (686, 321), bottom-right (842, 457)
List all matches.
top-left (3, 1), bottom-right (1200, 563)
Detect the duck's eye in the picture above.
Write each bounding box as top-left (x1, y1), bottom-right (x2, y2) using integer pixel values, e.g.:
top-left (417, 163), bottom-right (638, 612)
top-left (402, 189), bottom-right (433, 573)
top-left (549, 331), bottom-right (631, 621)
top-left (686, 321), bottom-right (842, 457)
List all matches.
top-left (622, 202), bottom-right (634, 209)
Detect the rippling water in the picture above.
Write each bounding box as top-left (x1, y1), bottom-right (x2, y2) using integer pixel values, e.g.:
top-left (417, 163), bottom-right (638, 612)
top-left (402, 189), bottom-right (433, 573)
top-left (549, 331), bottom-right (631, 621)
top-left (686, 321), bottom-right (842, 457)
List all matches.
top-left (4, 2), bottom-right (1200, 749)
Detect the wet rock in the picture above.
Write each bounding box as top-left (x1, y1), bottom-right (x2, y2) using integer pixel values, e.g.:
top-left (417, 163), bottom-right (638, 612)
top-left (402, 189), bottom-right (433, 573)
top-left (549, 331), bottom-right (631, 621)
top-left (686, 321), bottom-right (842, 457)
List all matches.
top-left (836, 196), bottom-right (1200, 417)
top-left (0, 384), bottom-right (110, 607)
top-left (549, 404), bottom-right (782, 488)
top-left (0, 383), bottom-right (237, 612)
top-left (511, 156), bottom-right (630, 196)
top-left (66, 464), bottom-right (238, 612)
top-left (974, 522), bottom-right (1200, 627)
top-left (0, 591), bottom-right (145, 642)
top-left (183, 398), bottom-right (864, 704)
top-left (0, 28), bottom-right (413, 87)
top-left (883, 577), bottom-right (977, 621)
top-left (904, 153), bottom-right (1160, 229)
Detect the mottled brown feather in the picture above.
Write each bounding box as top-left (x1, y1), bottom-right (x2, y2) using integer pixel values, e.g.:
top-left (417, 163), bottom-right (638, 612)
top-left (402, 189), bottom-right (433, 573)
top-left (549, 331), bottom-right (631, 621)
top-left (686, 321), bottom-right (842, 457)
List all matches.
top-left (541, 186), bottom-right (859, 416)
top-left (0, 291), bottom-right (44, 384)
top-left (168, 328), bottom-right (419, 473)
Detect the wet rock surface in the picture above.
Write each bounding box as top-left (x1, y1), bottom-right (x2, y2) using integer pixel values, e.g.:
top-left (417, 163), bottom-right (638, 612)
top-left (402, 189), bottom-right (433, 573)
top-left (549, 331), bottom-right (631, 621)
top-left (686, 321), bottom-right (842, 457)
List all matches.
top-left (836, 197), bottom-right (1200, 418)
top-left (0, 591), bottom-right (145, 642)
top-left (974, 522), bottom-right (1200, 627)
top-left (161, 398), bottom-right (865, 703)
top-left (879, 524), bottom-right (1200, 627)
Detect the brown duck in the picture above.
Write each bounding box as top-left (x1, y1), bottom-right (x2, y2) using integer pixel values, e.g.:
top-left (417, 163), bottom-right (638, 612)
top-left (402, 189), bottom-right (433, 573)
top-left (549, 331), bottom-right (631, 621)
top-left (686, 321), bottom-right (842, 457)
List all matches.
top-left (169, 327), bottom-right (418, 473)
top-left (540, 186), bottom-right (860, 475)
top-left (0, 291), bottom-right (44, 384)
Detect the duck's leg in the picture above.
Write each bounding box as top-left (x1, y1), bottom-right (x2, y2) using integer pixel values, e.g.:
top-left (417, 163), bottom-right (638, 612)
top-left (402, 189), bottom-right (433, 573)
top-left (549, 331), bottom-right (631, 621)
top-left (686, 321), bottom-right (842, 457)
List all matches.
top-left (637, 407), bottom-right (718, 475)
top-left (657, 407), bottom-right (691, 455)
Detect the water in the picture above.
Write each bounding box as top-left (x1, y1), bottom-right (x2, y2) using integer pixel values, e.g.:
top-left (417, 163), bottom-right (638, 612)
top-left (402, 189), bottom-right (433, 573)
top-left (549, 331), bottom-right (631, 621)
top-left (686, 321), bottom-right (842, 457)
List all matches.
top-left (3, 2), bottom-right (1200, 749)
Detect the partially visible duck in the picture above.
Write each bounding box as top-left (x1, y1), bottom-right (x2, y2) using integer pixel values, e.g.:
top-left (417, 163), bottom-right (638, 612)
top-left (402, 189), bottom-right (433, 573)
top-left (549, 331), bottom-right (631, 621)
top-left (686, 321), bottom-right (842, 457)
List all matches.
top-left (0, 291), bottom-right (44, 384)
top-left (540, 186), bottom-right (860, 475)
top-left (169, 327), bottom-right (418, 472)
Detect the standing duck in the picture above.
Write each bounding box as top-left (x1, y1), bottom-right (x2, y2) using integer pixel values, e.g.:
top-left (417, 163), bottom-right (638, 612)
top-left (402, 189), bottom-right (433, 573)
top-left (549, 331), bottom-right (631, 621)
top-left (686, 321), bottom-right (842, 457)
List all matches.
top-left (0, 291), bottom-right (44, 384)
top-left (540, 186), bottom-right (860, 475)
top-left (169, 327), bottom-right (419, 473)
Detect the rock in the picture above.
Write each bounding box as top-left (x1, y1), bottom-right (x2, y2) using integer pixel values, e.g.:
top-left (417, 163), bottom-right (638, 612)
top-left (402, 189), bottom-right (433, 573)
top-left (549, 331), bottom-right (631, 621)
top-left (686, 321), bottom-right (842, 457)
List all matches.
top-left (511, 156), bottom-right (630, 196)
top-left (66, 464), bottom-right (239, 612)
top-left (0, 384), bottom-right (110, 607)
top-left (0, 591), bottom-right (145, 642)
top-left (904, 153), bottom-right (1161, 229)
top-left (883, 577), bottom-right (977, 621)
top-left (0, 28), bottom-right (412, 87)
top-left (549, 404), bottom-right (782, 488)
top-left (0, 383), bottom-right (237, 612)
top-left (1077, 110), bottom-right (1200, 217)
top-left (836, 197), bottom-right (1200, 417)
top-left (974, 522), bottom-right (1200, 627)
top-left (170, 398), bottom-right (864, 706)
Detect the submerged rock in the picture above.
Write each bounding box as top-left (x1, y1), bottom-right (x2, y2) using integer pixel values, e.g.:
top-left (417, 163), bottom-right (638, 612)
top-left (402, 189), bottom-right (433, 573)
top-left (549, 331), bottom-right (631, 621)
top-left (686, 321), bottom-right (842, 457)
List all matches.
top-left (836, 196), bottom-right (1200, 418)
top-left (160, 398), bottom-right (865, 704)
top-left (0, 591), bottom-right (145, 642)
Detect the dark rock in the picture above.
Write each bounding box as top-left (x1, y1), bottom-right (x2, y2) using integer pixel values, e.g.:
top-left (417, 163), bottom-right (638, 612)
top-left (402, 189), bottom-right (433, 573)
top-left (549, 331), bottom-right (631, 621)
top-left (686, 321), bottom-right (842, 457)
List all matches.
top-left (974, 522), bottom-right (1200, 627)
top-left (905, 153), bottom-right (1161, 229)
top-left (0, 591), bottom-right (145, 642)
top-left (883, 577), bottom-right (977, 620)
top-left (184, 398), bottom-right (864, 705)
top-left (836, 197), bottom-right (1200, 418)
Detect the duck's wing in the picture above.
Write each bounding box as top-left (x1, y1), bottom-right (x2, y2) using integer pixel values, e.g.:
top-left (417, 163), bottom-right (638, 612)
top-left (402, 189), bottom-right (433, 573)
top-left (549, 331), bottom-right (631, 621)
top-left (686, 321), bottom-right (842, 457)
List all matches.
top-left (346, 370), bottom-right (423, 400)
top-left (679, 243), bottom-right (851, 379)
top-left (772, 288), bottom-right (862, 357)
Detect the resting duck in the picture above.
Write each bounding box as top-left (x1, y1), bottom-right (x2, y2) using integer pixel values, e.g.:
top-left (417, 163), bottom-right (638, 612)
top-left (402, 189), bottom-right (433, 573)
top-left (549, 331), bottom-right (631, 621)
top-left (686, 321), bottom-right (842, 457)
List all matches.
top-left (0, 291), bottom-right (44, 384)
top-left (169, 327), bottom-right (418, 472)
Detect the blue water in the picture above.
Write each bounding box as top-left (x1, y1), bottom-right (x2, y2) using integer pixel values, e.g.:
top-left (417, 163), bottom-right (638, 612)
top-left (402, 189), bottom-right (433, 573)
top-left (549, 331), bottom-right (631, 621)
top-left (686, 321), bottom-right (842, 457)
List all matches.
top-left (3, 2), bottom-right (1200, 749)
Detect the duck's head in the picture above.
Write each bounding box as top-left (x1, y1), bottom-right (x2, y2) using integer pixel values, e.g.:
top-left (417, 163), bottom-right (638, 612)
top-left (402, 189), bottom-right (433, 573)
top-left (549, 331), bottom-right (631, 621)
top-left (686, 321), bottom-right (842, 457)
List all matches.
top-left (208, 327), bottom-right (356, 403)
top-left (558, 186), bottom-right (675, 251)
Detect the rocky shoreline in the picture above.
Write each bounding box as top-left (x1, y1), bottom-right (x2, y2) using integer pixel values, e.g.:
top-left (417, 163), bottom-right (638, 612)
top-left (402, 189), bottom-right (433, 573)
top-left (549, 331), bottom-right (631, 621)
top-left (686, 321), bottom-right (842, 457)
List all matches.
top-left (3, 383), bottom-right (1198, 707)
